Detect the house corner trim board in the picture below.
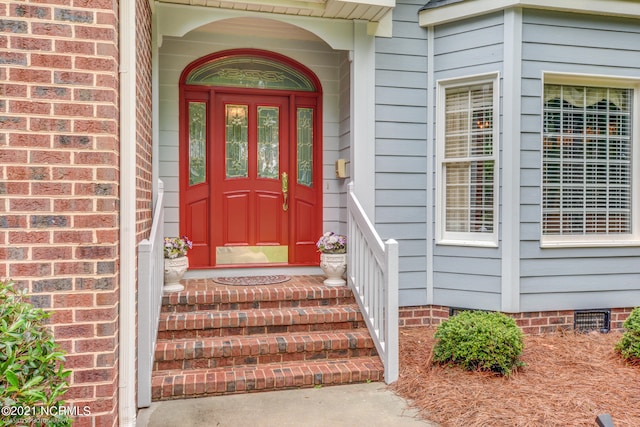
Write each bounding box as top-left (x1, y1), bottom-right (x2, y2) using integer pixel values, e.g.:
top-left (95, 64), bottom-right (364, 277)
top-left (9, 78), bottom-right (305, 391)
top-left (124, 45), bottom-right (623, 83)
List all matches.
top-left (119, 0), bottom-right (138, 424)
top-left (501, 8), bottom-right (522, 313)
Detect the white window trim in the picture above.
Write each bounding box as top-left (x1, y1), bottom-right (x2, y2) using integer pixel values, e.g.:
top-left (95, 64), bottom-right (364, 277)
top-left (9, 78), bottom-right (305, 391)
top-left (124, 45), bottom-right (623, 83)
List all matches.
top-left (540, 72), bottom-right (640, 248)
top-left (436, 73), bottom-right (500, 247)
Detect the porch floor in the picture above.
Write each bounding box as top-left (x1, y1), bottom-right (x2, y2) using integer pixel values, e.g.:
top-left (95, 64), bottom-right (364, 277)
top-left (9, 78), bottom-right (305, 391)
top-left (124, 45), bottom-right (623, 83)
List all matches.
top-left (152, 275), bottom-right (384, 400)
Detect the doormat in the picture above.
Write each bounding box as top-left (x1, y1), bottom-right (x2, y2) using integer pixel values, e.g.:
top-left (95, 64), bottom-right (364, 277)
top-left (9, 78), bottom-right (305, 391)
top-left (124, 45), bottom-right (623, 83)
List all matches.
top-left (212, 275), bottom-right (291, 286)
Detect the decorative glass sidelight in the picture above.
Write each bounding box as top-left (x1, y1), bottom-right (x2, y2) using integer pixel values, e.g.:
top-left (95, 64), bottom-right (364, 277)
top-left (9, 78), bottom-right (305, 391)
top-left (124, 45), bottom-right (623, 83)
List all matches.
top-left (188, 102), bottom-right (206, 186)
top-left (257, 107), bottom-right (279, 179)
top-left (297, 108), bottom-right (313, 187)
top-left (225, 104), bottom-right (248, 178)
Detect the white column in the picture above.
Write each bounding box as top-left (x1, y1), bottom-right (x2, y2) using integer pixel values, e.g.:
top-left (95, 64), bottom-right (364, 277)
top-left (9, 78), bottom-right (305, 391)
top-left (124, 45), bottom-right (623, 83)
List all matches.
top-left (350, 20), bottom-right (376, 222)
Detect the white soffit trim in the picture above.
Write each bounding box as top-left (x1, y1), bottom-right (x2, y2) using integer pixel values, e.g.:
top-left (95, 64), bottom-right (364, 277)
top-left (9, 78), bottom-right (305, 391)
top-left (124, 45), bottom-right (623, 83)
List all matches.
top-left (156, 2), bottom-right (355, 50)
top-left (368, 9), bottom-right (393, 37)
top-left (156, 0), bottom-right (395, 25)
top-left (419, 0), bottom-right (640, 27)
top-left (341, 0), bottom-right (394, 7)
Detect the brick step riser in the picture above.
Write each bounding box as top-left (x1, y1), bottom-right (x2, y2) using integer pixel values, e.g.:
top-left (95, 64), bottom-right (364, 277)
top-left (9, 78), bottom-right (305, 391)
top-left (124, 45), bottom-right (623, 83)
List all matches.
top-left (155, 332), bottom-right (377, 364)
top-left (157, 321), bottom-right (367, 340)
top-left (160, 297), bottom-right (356, 313)
top-left (152, 358), bottom-right (384, 400)
top-left (162, 288), bottom-right (355, 307)
top-left (158, 307), bottom-right (364, 333)
top-left (154, 348), bottom-right (379, 371)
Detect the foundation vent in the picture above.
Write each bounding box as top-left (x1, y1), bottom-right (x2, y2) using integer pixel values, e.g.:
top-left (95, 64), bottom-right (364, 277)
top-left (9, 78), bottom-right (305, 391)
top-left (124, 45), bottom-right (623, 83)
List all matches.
top-left (449, 307), bottom-right (476, 317)
top-left (574, 310), bottom-right (610, 333)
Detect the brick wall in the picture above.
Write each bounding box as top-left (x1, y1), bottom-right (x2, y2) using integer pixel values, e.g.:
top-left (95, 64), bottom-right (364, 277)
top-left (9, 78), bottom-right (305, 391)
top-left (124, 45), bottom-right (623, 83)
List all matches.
top-left (399, 305), bottom-right (634, 334)
top-left (0, 2), bottom-right (120, 426)
top-left (136, 0), bottom-right (152, 243)
top-left (135, 0), bottom-right (154, 413)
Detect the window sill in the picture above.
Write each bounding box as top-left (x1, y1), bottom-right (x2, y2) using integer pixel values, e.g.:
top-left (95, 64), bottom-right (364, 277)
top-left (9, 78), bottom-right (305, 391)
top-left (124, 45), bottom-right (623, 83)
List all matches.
top-left (540, 239), bottom-right (640, 248)
top-left (437, 238), bottom-right (498, 248)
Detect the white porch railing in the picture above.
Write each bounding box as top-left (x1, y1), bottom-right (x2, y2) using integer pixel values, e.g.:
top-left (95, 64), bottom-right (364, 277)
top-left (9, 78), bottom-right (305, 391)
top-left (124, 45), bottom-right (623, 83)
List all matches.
top-left (347, 183), bottom-right (399, 384)
top-left (137, 180), bottom-right (165, 408)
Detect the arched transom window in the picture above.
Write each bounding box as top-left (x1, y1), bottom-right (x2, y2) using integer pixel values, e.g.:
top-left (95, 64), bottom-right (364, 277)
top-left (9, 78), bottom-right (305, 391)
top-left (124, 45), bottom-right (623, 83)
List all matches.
top-left (185, 54), bottom-right (317, 91)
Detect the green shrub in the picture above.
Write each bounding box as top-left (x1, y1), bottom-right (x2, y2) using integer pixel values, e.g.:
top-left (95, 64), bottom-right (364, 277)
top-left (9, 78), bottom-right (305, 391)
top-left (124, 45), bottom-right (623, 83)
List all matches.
top-left (432, 310), bottom-right (524, 376)
top-left (616, 307), bottom-right (640, 363)
top-left (0, 280), bottom-right (71, 426)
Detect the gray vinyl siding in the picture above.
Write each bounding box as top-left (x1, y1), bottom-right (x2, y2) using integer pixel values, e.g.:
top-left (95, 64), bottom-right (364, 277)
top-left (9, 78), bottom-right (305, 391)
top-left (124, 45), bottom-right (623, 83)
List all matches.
top-left (430, 12), bottom-right (504, 311)
top-left (332, 52), bottom-right (352, 237)
top-left (434, 12), bottom-right (504, 77)
top-left (519, 9), bottom-right (640, 311)
top-left (375, 0), bottom-right (429, 306)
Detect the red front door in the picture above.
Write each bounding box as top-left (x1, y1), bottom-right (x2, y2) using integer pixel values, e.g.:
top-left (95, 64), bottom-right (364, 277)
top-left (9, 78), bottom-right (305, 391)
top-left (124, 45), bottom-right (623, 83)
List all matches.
top-left (213, 93), bottom-right (289, 265)
top-left (180, 89), bottom-right (322, 268)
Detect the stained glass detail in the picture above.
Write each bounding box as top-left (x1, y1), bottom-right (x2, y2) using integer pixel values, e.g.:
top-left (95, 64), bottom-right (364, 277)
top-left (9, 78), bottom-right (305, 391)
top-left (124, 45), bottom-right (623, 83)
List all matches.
top-left (225, 104), bottom-right (248, 178)
top-left (188, 102), bottom-right (206, 186)
top-left (257, 107), bottom-right (279, 179)
top-left (186, 55), bottom-right (316, 91)
top-left (297, 108), bottom-right (313, 187)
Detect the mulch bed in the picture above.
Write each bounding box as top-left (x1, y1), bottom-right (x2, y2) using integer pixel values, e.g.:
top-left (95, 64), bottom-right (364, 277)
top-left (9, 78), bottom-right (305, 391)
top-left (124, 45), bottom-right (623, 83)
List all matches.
top-left (392, 327), bottom-right (640, 427)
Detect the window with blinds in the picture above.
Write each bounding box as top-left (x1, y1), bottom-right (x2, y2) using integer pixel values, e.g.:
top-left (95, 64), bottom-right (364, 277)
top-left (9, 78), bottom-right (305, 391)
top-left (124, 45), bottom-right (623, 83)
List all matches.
top-left (437, 76), bottom-right (498, 245)
top-left (542, 84), bottom-right (633, 238)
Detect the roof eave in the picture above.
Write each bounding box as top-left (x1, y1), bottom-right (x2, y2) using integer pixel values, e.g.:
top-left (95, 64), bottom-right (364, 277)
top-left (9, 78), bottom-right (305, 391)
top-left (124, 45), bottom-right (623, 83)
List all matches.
top-left (418, 0), bottom-right (640, 27)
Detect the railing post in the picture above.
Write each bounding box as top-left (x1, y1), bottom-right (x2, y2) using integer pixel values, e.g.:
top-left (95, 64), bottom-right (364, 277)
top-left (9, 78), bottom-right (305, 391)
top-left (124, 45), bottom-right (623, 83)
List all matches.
top-left (137, 179), bottom-right (164, 408)
top-left (137, 240), bottom-right (152, 408)
top-left (384, 239), bottom-right (399, 384)
top-left (347, 182), bottom-right (399, 385)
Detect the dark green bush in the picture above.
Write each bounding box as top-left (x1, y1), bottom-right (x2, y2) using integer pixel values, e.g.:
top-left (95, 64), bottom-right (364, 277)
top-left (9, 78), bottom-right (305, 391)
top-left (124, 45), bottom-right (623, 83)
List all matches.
top-left (616, 307), bottom-right (640, 363)
top-left (432, 310), bottom-right (524, 376)
top-left (0, 280), bottom-right (71, 426)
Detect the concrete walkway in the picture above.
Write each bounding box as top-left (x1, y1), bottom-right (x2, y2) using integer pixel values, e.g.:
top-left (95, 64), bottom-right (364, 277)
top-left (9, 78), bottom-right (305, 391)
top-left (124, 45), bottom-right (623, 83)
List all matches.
top-left (137, 383), bottom-right (437, 427)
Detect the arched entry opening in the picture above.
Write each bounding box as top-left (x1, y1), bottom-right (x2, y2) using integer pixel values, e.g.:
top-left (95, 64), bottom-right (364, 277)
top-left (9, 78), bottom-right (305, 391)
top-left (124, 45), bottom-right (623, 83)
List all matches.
top-left (179, 49), bottom-right (323, 268)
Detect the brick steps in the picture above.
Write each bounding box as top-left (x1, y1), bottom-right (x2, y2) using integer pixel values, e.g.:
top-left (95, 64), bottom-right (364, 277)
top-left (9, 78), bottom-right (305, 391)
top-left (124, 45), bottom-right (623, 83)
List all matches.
top-left (152, 276), bottom-right (382, 400)
top-left (157, 306), bottom-right (365, 339)
top-left (161, 283), bottom-right (355, 313)
top-left (154, 330), bottom-right (377, 371)
top-left (151, 358), bottom-right (384, 400)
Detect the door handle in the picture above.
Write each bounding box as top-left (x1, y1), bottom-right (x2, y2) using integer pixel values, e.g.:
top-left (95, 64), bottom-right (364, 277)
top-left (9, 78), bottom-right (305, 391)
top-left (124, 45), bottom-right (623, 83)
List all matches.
top-left (281, 172), bottom-right (289, 211)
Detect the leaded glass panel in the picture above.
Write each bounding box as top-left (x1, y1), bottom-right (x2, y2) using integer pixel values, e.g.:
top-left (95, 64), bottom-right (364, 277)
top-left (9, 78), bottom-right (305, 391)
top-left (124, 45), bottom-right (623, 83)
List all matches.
top-left (297, 108), bottom-right (313, 187)
top-left (188, 102), bottom-right (206, 186)
top-left (257, 107), bottom-right (279, 179)
top-left (225, 104), bottom-right (248, 178)
top-left (186, 56), bottom-right (315, 91)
